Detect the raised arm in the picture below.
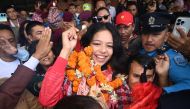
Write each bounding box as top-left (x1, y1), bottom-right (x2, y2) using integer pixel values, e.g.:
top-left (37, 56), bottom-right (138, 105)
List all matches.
top-left (0, 27), bottom-right (52, 109)
top-left (39, 27), bottom-right (78, 107)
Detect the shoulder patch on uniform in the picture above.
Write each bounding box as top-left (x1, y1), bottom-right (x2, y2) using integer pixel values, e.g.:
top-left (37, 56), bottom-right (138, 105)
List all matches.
top-left (174, 54), bottom-right (188, 66)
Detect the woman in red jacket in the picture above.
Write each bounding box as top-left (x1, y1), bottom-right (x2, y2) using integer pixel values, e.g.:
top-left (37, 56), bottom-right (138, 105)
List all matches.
top-left (39, 23), bottom-right (129, 109)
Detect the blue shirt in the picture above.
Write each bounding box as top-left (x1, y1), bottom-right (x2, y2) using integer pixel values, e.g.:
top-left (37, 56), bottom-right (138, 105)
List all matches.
top-left (140, 48), bottom-right (190, 93)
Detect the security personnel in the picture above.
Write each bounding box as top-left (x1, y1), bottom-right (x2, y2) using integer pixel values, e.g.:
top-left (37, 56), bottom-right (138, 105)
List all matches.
top-left (138, 12), bottom-right (190, 94)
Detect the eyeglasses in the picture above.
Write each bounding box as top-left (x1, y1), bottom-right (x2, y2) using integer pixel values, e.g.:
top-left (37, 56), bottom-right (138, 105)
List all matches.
top-left (97, 15), bottom-right (110, 22)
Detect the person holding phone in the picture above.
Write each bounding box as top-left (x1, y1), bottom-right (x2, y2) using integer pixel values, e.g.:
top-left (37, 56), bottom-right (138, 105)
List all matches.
top-left (167, 27), bottom-right (190, 60)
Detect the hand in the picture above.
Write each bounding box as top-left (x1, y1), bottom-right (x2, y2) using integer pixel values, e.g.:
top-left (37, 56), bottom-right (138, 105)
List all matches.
top-left (32, 27), bottom-right (53, 60)
top-left (167, 27), bottom-right (190, 57)
top-left (60, 27), bottom-right (78, 59)
top-left (0, 37), bottom-right (17, 55)
top-left (77, 28), bottom-right (87, 40)
top-left (155, 54), bottom-right (170, 87)
top-left (155, 54), bottom-right (170, 77)
top-left (61, 21), bottom-right (75, 30)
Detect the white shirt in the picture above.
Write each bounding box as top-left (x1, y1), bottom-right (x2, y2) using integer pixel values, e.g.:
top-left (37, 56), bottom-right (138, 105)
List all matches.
top-left (0, 58), bottom-right (20, 78)
top-left (0, 56), bottom-right (39, 78)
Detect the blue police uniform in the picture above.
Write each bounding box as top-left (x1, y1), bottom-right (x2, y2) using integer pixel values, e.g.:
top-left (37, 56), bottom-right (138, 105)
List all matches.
top-left (140, 48), bottom-right (190, 93)
top-left (139, 12), bottom-right (190, 93)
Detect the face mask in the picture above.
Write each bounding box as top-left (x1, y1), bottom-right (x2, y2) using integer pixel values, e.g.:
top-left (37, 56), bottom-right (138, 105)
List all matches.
top-left (14, 46), bottom-right (29, 62)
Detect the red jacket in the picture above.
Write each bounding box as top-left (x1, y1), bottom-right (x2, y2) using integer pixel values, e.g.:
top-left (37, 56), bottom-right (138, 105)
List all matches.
top-left (39, 57), bottom-right (68, 107)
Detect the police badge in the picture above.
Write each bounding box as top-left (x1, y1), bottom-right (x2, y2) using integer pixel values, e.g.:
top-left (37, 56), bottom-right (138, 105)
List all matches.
top-left (149, 16), bottom-right (155, 25)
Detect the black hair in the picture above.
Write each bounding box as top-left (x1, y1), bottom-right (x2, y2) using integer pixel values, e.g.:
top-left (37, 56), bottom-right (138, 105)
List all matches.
top-left (126, 54), bottom-right (158, 84)
top-left (95, 7), bottom-right (110, 16)
top-left (69, 3), bottom-right (76, 8)
top-left (5, 4), bottom-right (16, 13)
top-left (18, 20), bottom-right (30, 46)
top-left (94, 0), bottom-right (106, 11)
top-left (145, 0), bottom-right (157, 12)
top-left (19, 8), bottom-right (28, 13)
top-left (25, 21), bottom-right (44, 36)
top-left (128, 54), bottom-right (156, 71)
top-left (81, 23), bottom-right (128, 75)
top-left (55, 95), bottom-right (102, 109)
top-left (0, 24), bottom-right (15, 36)
top-left (127, 1), bottom-right (137, 7)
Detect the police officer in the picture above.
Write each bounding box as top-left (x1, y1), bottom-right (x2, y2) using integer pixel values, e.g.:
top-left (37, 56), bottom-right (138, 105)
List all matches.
top-left (139, 12), bottom-right (190, 94)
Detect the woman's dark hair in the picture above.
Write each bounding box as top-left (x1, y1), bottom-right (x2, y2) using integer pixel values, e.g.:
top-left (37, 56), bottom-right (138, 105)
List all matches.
top-left (81, 23), bottom-right (128, 75)
top-left (18, 20), bottom-right (30, 46)
top-left (55, 95), bottom-right (102, 109)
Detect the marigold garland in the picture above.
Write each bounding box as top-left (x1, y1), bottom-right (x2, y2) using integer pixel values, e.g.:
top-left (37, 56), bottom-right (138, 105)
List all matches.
top-left (66, 46), bottom-right (125, 102)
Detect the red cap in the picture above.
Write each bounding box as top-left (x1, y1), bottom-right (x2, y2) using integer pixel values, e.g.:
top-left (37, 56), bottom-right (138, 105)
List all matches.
top-left (116, 11), bottom-right (134, 26)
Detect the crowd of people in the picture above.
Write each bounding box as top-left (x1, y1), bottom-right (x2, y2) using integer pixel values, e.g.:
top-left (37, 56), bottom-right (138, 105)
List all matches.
top-left (0, 0), bottom-right (190, 109)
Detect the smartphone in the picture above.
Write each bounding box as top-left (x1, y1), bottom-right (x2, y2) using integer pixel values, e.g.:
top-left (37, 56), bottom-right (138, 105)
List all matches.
top-left (0, 13), bottom-right (8, 22)
top-left (172, 17), bottom-right (190, 38)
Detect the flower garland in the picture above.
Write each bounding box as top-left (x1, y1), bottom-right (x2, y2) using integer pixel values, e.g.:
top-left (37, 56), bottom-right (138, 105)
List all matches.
top-left (66, 46), bottom-right (126, 102)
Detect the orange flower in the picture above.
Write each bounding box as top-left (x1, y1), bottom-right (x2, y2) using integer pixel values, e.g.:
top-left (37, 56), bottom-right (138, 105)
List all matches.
top-left (87, 76), bottom-right (96, 86)
top-left (94, 65), bottom-right (101, 72)
top-left (75, 78), bottom-right (82, 82)
top-left (108, 78), bottom-right (123, 88)
top-left (78, 51), bottom-right (86, 61)
top-left (68, 51), bottom-right (78, 68)
top-left (78, 59), bottom-right (89, 67)
top-left (84, 46), bottom-right (93, 56)
top-left (68, 76), bottom-right (75, 81)
top-left (73, 86), bottom-right (78, 92)
top-left (73, 80), bottom-right (79, 87)
top-left (69, 51), bottom-right (78, 59)
top-left (102, 93), bottom-right (109, 102)
top-left (66, 69), bottom-right (75, 76)
top-left (68, 61), bottom-right (76, 68)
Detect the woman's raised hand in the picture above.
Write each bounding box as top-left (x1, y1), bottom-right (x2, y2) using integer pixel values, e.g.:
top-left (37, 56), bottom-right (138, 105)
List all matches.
top-left (60, 27), bottom-right (79, 59)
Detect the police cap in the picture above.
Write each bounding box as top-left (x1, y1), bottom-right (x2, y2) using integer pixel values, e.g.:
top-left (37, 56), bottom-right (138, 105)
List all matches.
top-left (141, 12), bottom-right (172, 34)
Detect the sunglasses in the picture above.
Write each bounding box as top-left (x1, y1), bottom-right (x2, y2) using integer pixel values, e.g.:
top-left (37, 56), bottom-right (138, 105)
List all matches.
top-left (97, 15), bottom-right (110, 22)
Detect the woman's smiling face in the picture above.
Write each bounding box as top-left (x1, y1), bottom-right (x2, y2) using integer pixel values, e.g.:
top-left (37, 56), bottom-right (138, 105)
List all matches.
top-left (90, 30), bottom-right (113, 66)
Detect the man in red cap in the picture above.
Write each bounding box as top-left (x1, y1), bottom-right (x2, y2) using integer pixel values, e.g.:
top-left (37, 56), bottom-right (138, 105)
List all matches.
top-left (115, 11), bottom-right (137, 49)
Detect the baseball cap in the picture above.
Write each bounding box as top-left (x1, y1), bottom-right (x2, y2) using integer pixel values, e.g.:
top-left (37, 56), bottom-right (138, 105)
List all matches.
top-left (83, 3), bottom-right (92, 11)
top-left (116, 11), bottom-right (134, 26)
